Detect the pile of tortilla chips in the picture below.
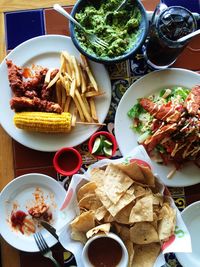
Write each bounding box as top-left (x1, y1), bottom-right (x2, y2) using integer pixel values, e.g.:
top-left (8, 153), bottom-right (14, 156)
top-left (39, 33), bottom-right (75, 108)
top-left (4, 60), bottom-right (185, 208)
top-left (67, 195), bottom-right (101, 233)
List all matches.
top-left (70, 161), bottom-right (176, 267)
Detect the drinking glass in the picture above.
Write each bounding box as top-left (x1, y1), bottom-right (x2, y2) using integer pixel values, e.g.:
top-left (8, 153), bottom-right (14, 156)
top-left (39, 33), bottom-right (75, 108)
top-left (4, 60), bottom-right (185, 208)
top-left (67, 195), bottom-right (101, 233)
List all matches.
top-left (144, 4), bottom-right (197, 69)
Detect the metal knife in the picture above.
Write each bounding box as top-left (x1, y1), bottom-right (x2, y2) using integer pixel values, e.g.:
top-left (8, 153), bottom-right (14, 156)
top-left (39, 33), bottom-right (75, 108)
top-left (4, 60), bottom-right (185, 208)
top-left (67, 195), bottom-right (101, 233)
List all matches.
top-left (40, 221), bottom-right (59, 240)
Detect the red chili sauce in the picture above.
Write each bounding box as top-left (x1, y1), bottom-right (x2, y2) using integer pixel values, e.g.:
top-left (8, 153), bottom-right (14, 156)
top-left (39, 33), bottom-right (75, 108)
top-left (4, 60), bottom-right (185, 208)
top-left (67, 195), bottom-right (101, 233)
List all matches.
top-left (57, 150), bottom-right (79, 172)
top-left (10, 210), bottom-right (27, 234)
top-left (87, 237), bottom-right (122, 267)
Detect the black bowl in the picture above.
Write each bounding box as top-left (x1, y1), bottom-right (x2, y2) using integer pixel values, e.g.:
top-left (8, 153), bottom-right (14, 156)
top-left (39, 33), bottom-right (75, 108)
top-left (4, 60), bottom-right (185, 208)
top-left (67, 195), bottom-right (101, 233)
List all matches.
top-left (70, 0), bottom-right (149, 64)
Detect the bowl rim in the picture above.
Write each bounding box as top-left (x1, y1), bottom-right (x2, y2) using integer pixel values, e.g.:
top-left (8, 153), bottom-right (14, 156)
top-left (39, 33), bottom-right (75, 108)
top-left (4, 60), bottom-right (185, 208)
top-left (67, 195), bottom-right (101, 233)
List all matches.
top-left (69, 0), bottom-right (149, 64)
top-left (88, 130), bottom-right (118, 159)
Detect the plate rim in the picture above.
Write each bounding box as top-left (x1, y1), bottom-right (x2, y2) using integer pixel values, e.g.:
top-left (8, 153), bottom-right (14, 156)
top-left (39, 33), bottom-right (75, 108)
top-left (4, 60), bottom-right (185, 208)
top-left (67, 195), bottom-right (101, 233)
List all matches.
top-left (175, 201), bottom-right (200, 267)
top-left (0, 172), bottom-right (66, 252)
top-left (0, 34), bottom-right (111, 152)
top-left (114, 68), bottom-right (200, 187)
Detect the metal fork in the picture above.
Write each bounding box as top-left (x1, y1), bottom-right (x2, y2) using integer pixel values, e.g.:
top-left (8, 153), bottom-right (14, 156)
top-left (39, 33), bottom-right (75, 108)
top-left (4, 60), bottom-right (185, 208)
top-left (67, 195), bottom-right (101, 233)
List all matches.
top-left (53, 4), bottom-right (108, 48)
top-left (34, 232), bottom-right (61, 267)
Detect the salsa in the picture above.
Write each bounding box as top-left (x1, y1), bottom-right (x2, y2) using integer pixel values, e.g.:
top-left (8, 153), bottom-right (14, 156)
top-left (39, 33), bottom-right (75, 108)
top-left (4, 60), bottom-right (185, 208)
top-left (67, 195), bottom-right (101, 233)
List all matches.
top-left (87, 237), bottom-right (122, 267)
top-left (75, 0), bottom-right (141, 58)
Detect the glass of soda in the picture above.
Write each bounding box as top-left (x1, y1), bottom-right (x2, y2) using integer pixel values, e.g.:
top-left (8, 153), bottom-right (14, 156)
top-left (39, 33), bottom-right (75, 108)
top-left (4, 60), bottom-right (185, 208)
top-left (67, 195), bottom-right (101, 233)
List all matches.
top-left (144, 4), bottom-right (197, 69)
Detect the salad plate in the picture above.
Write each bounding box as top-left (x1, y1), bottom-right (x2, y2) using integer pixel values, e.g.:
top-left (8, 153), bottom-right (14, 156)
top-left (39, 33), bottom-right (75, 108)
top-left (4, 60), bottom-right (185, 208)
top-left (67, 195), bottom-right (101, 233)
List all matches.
top-left (176, 201), bottom-right (200, 267)
top-left (0, 173), bottom-right (66, 252)
top-left (115, 68), bottom-right (200, 187)
top-left (0, 35), bottom-right (111, 152)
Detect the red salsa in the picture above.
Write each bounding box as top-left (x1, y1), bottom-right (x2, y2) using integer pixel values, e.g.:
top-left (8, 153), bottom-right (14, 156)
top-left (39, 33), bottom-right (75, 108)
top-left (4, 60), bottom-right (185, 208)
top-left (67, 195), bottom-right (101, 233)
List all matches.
top-left (87, 237), bottom-right (122, 267)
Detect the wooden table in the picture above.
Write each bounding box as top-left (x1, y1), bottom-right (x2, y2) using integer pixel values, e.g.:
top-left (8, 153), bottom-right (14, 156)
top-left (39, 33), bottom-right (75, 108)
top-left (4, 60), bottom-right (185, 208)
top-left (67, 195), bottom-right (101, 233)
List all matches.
top-left (0, 1), bottom-right (199, 267)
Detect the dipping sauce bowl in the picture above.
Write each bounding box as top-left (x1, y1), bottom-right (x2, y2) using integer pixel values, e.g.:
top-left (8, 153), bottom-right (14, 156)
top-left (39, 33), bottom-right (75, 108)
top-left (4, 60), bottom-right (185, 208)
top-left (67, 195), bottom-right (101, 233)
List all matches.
top-left (53, 147), bottom-right (82, 176)
top-left (82, 232), bottom-right (128, 267)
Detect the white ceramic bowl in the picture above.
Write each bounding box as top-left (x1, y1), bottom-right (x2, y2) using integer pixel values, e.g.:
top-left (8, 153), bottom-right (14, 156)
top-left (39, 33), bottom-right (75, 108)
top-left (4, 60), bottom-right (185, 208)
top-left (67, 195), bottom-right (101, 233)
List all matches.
top-left (82, 232), bottom-right (129, 267)
top-left (175, 201), bottom-right (200, 267)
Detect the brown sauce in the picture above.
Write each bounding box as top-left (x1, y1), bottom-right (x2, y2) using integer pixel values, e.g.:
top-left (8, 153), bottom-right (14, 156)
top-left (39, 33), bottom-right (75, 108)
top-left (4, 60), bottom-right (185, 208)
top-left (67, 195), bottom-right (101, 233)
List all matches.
top-left (58, 150), bottom-right (79, 172)
top-left (87, 237), bottom-right (122, 267)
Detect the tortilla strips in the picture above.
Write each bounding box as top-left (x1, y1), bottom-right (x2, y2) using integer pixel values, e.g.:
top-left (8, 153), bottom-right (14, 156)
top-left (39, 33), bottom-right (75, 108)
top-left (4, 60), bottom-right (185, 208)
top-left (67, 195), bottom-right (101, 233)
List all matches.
top-left (70, 161), bottom-right (177, 267)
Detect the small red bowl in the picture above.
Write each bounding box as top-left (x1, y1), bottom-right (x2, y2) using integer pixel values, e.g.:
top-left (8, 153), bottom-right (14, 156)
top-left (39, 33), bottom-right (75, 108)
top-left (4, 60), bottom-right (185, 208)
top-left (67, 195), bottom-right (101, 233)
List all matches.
top-left (88, 131), bottom-right (117, 159)
top-left (53, 147), bottom-right (82, 176)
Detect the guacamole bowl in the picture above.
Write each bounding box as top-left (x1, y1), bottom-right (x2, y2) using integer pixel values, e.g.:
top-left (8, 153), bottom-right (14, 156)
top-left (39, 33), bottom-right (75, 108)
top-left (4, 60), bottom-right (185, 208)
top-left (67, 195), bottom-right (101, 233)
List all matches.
top-left (70, 0), bottom-right (148, 64)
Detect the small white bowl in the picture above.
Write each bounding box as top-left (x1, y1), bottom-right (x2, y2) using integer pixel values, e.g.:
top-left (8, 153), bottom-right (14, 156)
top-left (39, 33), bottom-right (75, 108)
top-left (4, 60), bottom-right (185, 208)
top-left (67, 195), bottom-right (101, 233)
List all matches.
top-left (175, 201), bottom-right (200, 267)
top-left (82, 232), bottom-right (128, 267)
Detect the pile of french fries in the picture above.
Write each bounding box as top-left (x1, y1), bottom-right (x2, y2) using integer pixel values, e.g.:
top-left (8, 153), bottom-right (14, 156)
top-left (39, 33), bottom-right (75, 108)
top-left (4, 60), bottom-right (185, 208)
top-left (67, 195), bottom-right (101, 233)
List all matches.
top-left (45, 51), bottom-right (104, 127)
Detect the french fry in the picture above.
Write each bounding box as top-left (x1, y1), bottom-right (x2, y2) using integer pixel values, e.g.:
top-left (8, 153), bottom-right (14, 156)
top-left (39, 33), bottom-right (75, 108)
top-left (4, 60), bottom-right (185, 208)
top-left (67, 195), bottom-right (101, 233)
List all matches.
top-left (71, 107), bottom-right (78, 127)
top-left (64, 96), bottom-right (71, 112)
top-left (60, 53), bottom-right (67, 73)
top-left (74, 96), bottom-right (85, 122)
top-left (71, 56), bottom-right (81, 88)
top-left (62, 51), bottom-right (73, 77)
top-left (79, 64), bottom-right (87, 94)
top-left (70, 75), bottom-right (76, 99)
top-left (75, 90), bottom-right (92, 122)
top-left (80, 54), bottom-right (98, 91)
top-left (56, 79), bottom-right (62, 107)
top-left (45, 68), bottom-right (53, 83)
top-left (61, 85), bottom-right (67, 110)
top-left (81, 94), bottom-right (91, 114)
top-left (89, 97), bottom-right (98, 122)
top-left (46, 71), bottom-right (60, 89)
top-left (85, 91), bottom-right (105, 98)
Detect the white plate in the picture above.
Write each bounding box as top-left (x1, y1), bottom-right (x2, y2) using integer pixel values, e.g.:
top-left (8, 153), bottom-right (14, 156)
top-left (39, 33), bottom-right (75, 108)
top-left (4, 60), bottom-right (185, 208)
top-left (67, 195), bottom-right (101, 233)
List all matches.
top-left (0, 35), bottom-right (111, 152)
top-left (115, 68), bottom-right (200, 187)
top-left (0, 173), bottom-right (66, 252)
top-left (176, 201), bottom-right (200, 267)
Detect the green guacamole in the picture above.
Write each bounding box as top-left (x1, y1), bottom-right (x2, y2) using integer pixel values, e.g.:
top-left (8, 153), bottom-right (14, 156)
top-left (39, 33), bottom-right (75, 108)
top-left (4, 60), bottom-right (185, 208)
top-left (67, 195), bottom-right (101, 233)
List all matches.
top-left (75, 0), bottom-right (142, 58)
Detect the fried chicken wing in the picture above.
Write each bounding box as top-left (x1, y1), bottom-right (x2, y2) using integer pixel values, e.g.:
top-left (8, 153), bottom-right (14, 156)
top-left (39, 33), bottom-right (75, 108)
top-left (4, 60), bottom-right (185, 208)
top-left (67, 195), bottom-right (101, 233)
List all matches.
top-left (10, 96), bottom-right (62, 113)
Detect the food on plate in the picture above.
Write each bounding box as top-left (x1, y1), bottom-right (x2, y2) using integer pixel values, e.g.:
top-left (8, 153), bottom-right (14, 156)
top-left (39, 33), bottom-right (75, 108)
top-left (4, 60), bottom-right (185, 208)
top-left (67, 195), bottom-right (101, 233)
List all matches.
top-left (69, 161), bottom-right (176, 267)
top-left (75, 0), bottom-right (142, 58)
top-left (9, 187), bottom-right (54, 235)
top-left (14, 111), bottom-right (72, 133)
top-left (128, 86), bottom-right (200, 175)
top-left (7, 51), bottom-right (103, 133)
top-left (10, 210), bottom-right (35, 235)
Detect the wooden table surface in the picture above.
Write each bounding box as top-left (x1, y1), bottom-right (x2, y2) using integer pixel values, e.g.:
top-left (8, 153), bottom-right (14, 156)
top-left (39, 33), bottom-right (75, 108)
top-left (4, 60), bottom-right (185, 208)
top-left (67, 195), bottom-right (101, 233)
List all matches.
top-left (0, 0), bottom-right (199, 267)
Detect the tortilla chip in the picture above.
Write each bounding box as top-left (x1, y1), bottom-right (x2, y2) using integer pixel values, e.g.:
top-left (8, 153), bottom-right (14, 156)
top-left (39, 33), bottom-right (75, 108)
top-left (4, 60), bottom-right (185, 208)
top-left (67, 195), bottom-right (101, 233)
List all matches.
top-left (114, 202), bottom-right (135, 224)
top-left (86, 223), bottom-right (111, 239)
top-left (78, 193), bottom-right (102, 210)
top-left (139, 165), bottom-right (155, 186)
top-left (95, 185), bottom-right (135, 217)
top-left (77, 181), bottom-right (97, 202)
top-left (124, 240), bottom-right (134, 267)
top-left (129, 195), bottom-right (153, 223)
top-left (158, 205), bottom-right (176, 241)
top-left (90, 168), bottom-right (105, 186)
top-left (70, 210), bottom-right (95, 232)
top-left (95, 206), bottom-right (108, 221)
top-left (104, 163), bottom-right (134, 204)
top-left (130, 222), bottom-right (159, 244)
top-left (71, 229), bottom-right (87, 243)
top-left (133, 184), bottom-right (151, 198)
top-left (132, 243), bottom-right (161, 267)
top-left (118, 225), bottom-right (130, 241)
top-left (116, 162), bottom-right (145, 183)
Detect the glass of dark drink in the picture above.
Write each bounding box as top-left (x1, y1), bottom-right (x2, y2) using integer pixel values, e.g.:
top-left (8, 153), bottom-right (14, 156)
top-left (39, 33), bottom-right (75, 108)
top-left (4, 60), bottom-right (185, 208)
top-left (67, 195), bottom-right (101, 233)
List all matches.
top-left (144, 4), bottom-right (197, 69)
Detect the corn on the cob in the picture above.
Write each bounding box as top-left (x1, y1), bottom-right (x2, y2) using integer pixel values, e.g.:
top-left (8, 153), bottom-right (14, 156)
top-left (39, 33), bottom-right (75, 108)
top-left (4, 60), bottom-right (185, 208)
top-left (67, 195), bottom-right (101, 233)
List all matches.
top-left (14, 112), bottom-right (72, 133)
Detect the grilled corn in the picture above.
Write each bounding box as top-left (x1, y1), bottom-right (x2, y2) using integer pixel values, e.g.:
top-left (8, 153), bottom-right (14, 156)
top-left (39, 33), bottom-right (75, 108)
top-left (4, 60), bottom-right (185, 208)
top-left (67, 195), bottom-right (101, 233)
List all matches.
top-left (14, 112), bottom-right (72, 133)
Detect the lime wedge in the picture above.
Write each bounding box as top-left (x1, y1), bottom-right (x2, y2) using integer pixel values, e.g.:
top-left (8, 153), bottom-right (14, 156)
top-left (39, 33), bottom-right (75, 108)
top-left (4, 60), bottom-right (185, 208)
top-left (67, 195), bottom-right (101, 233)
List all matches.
top-left (103, 139), bottom-right (113, 148)
top-left (103, 146), bottom-right (113, 157)
top-left (92, 137), bottom-right (102, 154)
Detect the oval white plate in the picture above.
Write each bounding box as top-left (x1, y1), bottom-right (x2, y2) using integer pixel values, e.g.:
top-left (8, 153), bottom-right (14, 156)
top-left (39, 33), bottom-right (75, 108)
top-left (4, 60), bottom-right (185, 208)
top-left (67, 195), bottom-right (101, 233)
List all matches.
top-left (0, 173), bottom-right (66, 252)
top-left (0, 35), bottom-right (111, 152)
top-left (175, 201), bottom-right (200, 267)
top-left (115, 68), bottom-right (200, 187)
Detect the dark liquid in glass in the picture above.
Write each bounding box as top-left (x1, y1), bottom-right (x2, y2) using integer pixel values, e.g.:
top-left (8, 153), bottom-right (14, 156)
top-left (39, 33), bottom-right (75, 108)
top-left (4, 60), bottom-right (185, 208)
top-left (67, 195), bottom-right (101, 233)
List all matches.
top-left (146, 6), bottom-right (197, 67)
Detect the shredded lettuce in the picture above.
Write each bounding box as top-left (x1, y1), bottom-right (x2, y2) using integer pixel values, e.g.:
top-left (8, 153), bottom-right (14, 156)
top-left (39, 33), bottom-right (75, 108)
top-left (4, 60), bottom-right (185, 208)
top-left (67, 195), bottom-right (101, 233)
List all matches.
top-left (127, 102), bottom-right (145, 119)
